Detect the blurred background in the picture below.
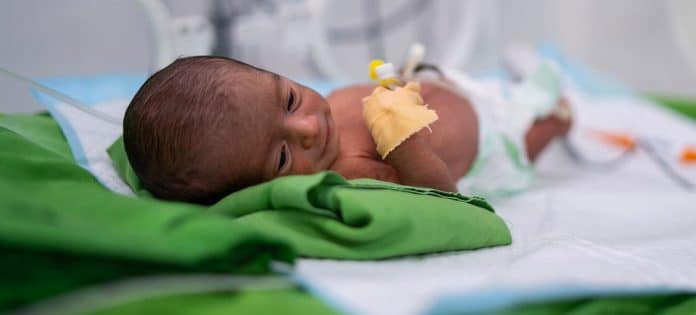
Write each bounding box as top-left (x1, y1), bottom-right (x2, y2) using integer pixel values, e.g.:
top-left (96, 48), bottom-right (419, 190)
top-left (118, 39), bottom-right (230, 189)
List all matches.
top-left (1, 0), bottom-right (695, 113)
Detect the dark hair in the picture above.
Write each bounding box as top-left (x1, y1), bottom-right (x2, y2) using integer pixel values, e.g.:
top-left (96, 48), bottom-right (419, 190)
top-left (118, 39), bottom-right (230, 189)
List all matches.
top-left (123, 56), bottom-right (263, 204)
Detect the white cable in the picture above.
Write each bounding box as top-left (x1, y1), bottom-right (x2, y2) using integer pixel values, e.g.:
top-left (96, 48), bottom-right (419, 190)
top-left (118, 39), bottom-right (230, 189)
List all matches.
top-left (135, 0), bottom-right (175, 71)
top-left (402, 43), bottom-right (426, 80)
top-left (441, 0), bottom-right (480, 69)
top-left (668, 0), bottom-right (696, 76)
top-left (0, 66), bottom-right (121, 125)
top-left (308, 1), bottom-right (483, 81)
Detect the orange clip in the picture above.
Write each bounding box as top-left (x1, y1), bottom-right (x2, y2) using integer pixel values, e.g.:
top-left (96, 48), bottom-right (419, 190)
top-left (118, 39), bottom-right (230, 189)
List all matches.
top-left (680, 146), bottom-right (696, 164)
top-left (587, 129), bottom-right (636, 150)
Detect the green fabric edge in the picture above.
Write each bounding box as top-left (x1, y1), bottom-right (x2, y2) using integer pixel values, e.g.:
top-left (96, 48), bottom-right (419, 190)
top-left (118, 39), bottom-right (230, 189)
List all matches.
top-left (107, 137), bottom-right (150, 197)
top-left (649, 94), bottom-right (696, 121)
top-left (90, 289), bottom-right (341, 315)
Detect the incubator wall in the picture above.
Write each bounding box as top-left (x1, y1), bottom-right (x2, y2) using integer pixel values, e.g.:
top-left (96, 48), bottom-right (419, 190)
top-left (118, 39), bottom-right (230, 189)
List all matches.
top-left (1, 0), bottom-right (695, 113)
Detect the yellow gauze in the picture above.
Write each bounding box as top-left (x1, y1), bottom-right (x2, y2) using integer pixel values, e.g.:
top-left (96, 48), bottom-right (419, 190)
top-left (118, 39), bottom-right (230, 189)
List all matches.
top-left (362, 81), bottom-right (439, 159)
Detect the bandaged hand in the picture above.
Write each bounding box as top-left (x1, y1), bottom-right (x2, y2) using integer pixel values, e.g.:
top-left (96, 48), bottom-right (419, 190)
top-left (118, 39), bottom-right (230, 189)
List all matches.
top-left (362, 82), bottom-right (439, 159)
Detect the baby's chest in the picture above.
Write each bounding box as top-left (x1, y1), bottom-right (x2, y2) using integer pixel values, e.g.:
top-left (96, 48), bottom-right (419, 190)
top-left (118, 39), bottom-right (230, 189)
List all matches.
top-left (329, 83), bottom-right (479, 177)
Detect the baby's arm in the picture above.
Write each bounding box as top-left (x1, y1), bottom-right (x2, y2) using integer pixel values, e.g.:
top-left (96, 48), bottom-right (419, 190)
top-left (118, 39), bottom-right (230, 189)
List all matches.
top-left (385, 129), bottom-right (457, 192)
top-left (361, 82), bottom-right (457, 192)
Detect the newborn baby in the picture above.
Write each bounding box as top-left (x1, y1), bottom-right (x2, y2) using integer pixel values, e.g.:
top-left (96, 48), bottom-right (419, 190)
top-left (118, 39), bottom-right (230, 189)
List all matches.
top-left (124, 56), bottom-right (570, 204)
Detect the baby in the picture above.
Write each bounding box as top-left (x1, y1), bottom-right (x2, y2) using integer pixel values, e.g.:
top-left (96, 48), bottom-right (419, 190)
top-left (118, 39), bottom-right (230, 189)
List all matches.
top-left (124, 56), bottom-right (570, 204)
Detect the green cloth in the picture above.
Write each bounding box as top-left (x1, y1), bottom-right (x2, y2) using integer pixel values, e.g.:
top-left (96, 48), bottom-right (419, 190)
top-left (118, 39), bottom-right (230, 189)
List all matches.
top-left (108, 136), bottom-right (511, 259)
top-left (90, 289), bottom-right (340, 315)
top-left (107, 137), bottom-right (151, 197)
top-left (0, 114), bottom-right (294, 310)
top-left (0, 113), bottom-right (511, 311)
top-left (649, 95), bottom-right (696, 121)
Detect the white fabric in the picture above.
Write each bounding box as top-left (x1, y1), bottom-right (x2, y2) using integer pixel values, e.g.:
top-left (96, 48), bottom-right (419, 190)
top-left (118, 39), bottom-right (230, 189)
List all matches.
top-left (296, 88), bottom-right (696, 315)
top-left (52, 100), bottom-right (133, 195)
top-left (453, 76), bottom-right (534, 198)
top-left (450, 65), bottom-right (563, 198)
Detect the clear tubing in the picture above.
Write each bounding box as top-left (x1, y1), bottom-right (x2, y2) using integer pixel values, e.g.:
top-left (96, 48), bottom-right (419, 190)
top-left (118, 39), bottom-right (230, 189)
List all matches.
top-left (0, 66), bottom-right (121, 125)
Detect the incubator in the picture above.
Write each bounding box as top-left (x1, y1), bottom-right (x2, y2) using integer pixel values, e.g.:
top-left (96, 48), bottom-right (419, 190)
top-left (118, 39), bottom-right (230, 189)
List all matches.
top-left (2, 2), bottom-right (696, 315)
top-left (139, 0), bottom-right (496, 80)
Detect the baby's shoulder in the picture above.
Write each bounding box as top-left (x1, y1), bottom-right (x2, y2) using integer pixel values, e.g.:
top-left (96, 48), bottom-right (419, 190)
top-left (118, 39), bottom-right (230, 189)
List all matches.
top-left (327, 84), bottom-right (375, 100)
top-left (326, 85), bottom-right (371, 117)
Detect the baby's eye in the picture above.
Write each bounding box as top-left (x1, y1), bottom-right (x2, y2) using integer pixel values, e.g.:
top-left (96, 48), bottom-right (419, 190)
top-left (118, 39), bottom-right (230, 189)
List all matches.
top-left (277, 144), bottom-right (288, 171)
top-left (287, 90), bottom-right (295, 112)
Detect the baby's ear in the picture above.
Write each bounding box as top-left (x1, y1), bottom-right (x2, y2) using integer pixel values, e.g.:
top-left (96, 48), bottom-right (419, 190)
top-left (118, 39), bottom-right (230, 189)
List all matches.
top-left (404, 81), bottom-right (421, 93)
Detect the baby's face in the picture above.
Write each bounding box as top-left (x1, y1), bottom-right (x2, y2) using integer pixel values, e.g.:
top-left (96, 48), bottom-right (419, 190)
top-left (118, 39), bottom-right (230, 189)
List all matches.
top-left (222, 70), bottom-right (340, 185)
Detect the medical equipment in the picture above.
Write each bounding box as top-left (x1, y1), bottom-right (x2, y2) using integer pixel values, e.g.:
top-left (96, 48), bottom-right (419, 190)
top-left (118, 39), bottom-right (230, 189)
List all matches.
top-left (0, 66), bottom-right (121, 125)
top-left (401, 43), bottom-right (426, 80)
top-left (560, 117), bottom-right (695, 191)
top-left (309, 0), bottom-right (491, 81)
top-left (563, 137), bottom-right (695, 190)
top-left (369, 43), bottom-right (426, 88)
top-left (682, 146), bottom-right (696, 163)
top-left (199, 0), bottom-right (495, 80)
top-left (364, 44), bottom-right (445, 159)
top-left (362, 80), bottom-right (438, 159)
top-left (368, 60), bottom-right (401, 89)
top-left (670, 0), bottom-right (696, 75)
top-left (589, 129), bottom-right (696, 165)
top-left (580, 129), bottom-right (696, 189)
top-left (136, 0), bottom-right (215, 70)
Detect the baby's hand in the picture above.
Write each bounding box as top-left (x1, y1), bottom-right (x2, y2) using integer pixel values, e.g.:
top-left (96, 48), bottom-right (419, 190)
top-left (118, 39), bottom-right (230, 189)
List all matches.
top-left (362, 82), bottom-right (438, 159)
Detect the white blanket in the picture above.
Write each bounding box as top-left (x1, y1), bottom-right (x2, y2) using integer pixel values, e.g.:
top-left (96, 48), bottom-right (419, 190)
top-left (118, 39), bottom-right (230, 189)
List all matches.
top-left (295, 89), bottom-right (696, 315)
top-left (49, 100), bottom-right (133, 195)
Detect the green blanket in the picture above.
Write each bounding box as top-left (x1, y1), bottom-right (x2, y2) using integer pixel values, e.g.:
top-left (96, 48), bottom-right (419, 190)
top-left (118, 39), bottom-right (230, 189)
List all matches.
top-left (109, 136), bottom-right (510, 259)
top-left (0, 114), bottom-right (293, 309)
top-left (0, 113), bottom-right (510, 311)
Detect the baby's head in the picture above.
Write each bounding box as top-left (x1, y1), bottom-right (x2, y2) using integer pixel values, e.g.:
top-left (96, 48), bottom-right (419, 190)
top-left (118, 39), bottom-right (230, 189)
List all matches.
top-left (124, 56), bottom-right (340, 204)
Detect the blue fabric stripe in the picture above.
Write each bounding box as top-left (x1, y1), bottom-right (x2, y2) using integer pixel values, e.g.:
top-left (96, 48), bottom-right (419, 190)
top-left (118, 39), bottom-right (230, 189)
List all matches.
top-left (425, 284), bottom-right (693, 315)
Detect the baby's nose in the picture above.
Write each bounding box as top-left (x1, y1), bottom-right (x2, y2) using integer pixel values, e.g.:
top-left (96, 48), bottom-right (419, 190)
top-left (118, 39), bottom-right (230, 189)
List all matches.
top-left (288, 115), bottom-right (319, 149)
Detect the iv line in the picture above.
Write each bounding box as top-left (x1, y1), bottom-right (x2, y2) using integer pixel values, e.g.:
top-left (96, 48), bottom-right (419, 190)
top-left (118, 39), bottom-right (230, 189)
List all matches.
top-left (0, 66), bottom-right (122, 125)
